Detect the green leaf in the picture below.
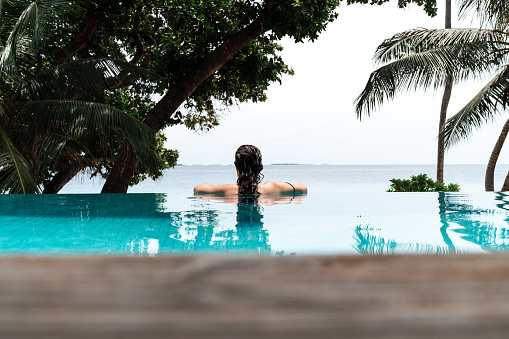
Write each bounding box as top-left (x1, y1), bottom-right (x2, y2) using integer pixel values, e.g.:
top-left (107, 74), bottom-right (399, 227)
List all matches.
top-left (0, 0), bottom-right (72, 81)
top-left (355, 28), bottom-right (507, 120)
top-left (19, 100), bottom-right (154, 147)
top-left (387, 173), bottom-right (460, 192)
top-left (442, 65), bottom-right (509, 147)
top-left (23, 58), bottom-right (162, 100)
top-left (0, 127), bottom-right (40, 194)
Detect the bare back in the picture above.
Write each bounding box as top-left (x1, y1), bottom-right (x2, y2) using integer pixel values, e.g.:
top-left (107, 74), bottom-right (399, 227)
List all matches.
top-left (193, 181), bottom-right (307, 195)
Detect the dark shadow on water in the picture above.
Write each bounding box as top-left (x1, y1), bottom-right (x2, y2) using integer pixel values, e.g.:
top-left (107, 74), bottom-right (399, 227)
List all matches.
top-left (0, 193), bottom-right (174, 218)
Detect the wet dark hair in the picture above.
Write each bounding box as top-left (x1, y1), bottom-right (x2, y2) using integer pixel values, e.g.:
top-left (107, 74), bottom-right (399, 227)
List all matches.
top-left (234, 145), bottom-right (264, 196)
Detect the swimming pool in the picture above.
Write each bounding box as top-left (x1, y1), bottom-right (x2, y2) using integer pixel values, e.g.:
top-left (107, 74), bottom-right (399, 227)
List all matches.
top-left (1, 191), bottom-right (508, 256)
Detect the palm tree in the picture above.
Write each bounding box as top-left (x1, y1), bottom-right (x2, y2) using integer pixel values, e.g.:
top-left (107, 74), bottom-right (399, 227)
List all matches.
top-left (440, 0), bottom-right (509, 190)
top-left (437, 0), bottom-right (453, 184)
top-left (0, 0), bottom-right (163, 193)
top-left (355, 0), bottom-right (509, 190)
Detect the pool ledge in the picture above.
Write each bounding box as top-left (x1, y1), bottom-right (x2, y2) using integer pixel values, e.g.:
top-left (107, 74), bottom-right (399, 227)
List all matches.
top-left (1, 254), bottom-right (508, 338)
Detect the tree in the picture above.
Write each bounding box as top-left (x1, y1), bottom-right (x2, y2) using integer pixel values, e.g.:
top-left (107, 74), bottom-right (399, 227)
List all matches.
top-left (5, 0), bottom-right (437, 193)
top-left (355, 0), bottom-right (453, 184)
top-left (486, 118), bottom-right (509, 191)
top-left (0, 0), bottom-right (165, 193)
top-left (355, 0), bottom-right (509, 190)
top-left (99, 0), bottom-right (438, 192)
top-left (99, 0), bottom-right (347, 192)
top-left (437, 0), bottom-right (452, 184)
top-left (442, 0), bottom-right (509, 191)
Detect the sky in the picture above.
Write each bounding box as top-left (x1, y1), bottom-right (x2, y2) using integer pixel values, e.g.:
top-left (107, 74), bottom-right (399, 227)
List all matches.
top-left (163, 1), bottom-right (508, 166)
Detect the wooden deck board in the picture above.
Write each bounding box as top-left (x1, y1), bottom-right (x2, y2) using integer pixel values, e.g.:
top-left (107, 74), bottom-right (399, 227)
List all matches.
top-left (1, 254), bottom-right (509, 338)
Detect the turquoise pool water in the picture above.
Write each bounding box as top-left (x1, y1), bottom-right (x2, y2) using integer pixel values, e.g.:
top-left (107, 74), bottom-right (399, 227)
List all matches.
top-left (1, 192), bottom-right (509, 256)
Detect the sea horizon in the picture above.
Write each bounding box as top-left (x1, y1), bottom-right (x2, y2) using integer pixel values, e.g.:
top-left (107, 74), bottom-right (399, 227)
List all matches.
top-left (178, 163), bottom-right (509, 166)
top-left (60, 164), bottom-right (509, 194)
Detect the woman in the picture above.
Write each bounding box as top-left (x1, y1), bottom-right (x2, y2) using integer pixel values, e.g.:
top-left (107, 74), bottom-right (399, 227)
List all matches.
top-left (193, 145), bottom-right (307, 196)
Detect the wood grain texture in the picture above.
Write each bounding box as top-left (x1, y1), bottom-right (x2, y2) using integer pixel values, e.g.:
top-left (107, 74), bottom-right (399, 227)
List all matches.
top-left (0, 254), bottom-right (509, 338)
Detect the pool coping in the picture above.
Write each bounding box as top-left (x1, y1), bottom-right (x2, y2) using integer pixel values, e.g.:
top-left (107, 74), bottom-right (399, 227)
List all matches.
top-left (1, 253), bottom-right (507, 338)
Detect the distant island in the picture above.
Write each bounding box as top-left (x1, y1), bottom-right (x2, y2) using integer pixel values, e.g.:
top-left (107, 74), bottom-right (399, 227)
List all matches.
top-left (270, 163), bottom-right (299, 166)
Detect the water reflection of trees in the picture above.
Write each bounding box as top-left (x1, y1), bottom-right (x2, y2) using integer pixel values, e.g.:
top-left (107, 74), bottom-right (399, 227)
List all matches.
top-left (165, 200), bottom-right (272, 255)
top-left (177, 193), bottom-right (306, 256)
top-left (353, 226), bottom-right (452, 255)
top-left (114, 193), bottom-right (309, 255)
top-left (353, 192), bottom-right (509, 255)
top-left (0, 194), bottom-right (277, 256)
top-left (18, 191), bottom-right (509, 255)
top-left (440, 192), bottom-right (509, 252)
top-left (180, 192), bottom-right (509, 255)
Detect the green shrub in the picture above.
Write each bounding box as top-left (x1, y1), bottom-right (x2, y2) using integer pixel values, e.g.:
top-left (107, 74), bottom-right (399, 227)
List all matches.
top-left (387, 173), bottom-right (460, 192)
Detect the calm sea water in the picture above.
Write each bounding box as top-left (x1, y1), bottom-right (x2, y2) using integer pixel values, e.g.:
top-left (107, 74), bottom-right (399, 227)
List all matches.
top-left (61, 164), bottom-right (509, 194)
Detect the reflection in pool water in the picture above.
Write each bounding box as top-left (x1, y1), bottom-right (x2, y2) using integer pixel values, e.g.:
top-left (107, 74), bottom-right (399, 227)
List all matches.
top-left (440, 192), bottom-right (509, 253)
top-left (1, 192), bottom-right (509, 255)
top-left (352, 192), bottom-right (509, 254)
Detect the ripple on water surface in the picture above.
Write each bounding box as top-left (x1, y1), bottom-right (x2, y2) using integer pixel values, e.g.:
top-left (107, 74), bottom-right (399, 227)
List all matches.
top-left (0, 192), bottom-right (508, 255)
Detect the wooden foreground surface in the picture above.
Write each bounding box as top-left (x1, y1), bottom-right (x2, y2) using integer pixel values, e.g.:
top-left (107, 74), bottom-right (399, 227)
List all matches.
top-left (1, 254), bottom-right (509, 338)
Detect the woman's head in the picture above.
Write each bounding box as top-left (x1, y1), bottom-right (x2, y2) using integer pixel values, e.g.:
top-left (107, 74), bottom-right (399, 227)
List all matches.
top-left (234, 145), bottom-right (263, 196)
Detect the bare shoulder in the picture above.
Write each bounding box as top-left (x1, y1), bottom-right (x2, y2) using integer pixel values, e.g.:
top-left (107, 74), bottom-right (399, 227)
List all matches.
top-left (258, 181), bottom-right (307, 194)
top-left (193, 183), bottom-right (238, 195)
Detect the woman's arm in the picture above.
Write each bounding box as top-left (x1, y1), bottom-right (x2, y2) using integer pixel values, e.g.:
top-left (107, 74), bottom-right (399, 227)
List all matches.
top-left (193, 184), bottom-right (237, 195)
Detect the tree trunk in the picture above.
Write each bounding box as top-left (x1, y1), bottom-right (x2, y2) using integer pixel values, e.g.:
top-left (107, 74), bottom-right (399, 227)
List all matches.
top-left (501, 171), bottom-right (509, 191)
top-left (101, 1), bottom-right (277, 193)
top-left (438, 193), bottom-right (455, 253)
top-left (437, 78), bottom-right (452, 183)
top-left (128, 4), bottom-right (147, 65)
top-left (485, 118), bottom-right (509, 191)
top-left (101, 140), bottom-right (137, 193)
top-left (52, 4), bottom-right (100, 65)
top-left (436, 0), bottom-right (452, 184)
top-left (42, 166), bottom-right (82, 194)
top-left (445, 0), bottom-right (451, 29)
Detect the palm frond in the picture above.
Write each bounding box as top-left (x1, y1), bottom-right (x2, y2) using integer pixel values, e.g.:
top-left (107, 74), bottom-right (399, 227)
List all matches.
top-left (19, 100), bottom-right (155, 145)
top-left (22, 58), bottom-right (161, 100)
top-left (459, 0), bottom-right (509, 30)
top-left (0, 127), bottom-right (40, 193)
top-left (19, 99), bottom-right (166, 178)
top-left (25, 132), bottom-right (96, 173)
top-left (355, 29), bottom-right (506, 119)
top-left (0, 0), bottom-right (72, 80)
top-left (0, 1), bottom-right (26, 42)
top-left (0, 95), bottom-right (7, 118)
top-left (442, 65), bottom-right (509, 147)
top-left (0, 1), bottom-right (39, 78)
top-left (49, 137), bottom-right (96, 169)
top-left (373, 28), bottom-right (506, 65)
top-left (19, 99), bottom-right (165, 173)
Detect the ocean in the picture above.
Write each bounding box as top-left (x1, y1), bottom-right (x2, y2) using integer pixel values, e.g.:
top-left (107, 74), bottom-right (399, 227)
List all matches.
top-left (60, 164), bottom-right (509, 194)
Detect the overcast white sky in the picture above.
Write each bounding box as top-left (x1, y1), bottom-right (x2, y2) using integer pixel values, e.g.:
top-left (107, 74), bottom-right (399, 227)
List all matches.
top-left (163, 1), bottom-right (508, 166)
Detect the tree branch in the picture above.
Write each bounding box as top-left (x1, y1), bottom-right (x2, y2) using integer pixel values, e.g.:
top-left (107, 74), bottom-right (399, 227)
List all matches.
top-left (52, 4), bottom-right (100, 66)
top-left (142, 0), bottom-right (277, 131)
top-left (42, 165), bottom-right (82, 194)
top-left (128, 3), bottom-right (148, 65)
